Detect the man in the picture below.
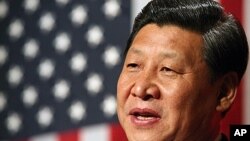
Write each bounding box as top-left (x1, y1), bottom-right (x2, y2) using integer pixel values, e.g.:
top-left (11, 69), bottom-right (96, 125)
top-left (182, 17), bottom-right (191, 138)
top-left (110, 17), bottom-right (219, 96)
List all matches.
top-left (116, 0), bottom-right (249, 141)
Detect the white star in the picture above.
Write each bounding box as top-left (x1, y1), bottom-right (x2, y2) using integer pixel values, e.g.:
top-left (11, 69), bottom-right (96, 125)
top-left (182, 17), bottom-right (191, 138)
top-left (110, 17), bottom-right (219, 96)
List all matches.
top-left (0, 1), bottom-right (8, 19)
top-left (102, 0), bottom-right (121, 19)
top-left (55, 0), bottom-right (70, 7)
top-left (23, 0), bottom-right (40, 13)
top-left (8, 19), bottom-right (24, 40)
top-left (0, 92), bottom-right (7, 112)
top-left (53, 79), bottom-right (70, 102)
top-left (85, 25), bottom-right (104, 47)
top-left (53, 32), bottom-right (71, 54)
top-left (0, 46), bottom-right (8, 65)
top-left (7, 65), bottom-right (23, 87)
top-left (85, 73), bottom-right (103, 95)
top-left (23, 39), bottom-right (40, 60)
top-left (38, 59), bottom-right (55, 80)
top-left (68, 101), bottom-right (86, 123)
top-left (22, 86), bottom-right (38, 107)
top-left (6, 113), bottom-right (22, 134)
top-left (69, 52), bottom-right (87, 74)
top-left (102, 45), bottom-right (120, 68)
top-left (39, 12), bottom-right (55, 33)
top-left (36, 107), bottom-right (53, 128)
top-left (101, 95), bottom-right (117, 118)
top-left (70, 5), bottom-right (88, 26)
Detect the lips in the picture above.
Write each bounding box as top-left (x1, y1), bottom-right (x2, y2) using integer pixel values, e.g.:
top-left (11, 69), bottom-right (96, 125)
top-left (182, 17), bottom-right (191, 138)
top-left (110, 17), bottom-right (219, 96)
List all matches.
top-left (129, 108), bottom-right (161, 126)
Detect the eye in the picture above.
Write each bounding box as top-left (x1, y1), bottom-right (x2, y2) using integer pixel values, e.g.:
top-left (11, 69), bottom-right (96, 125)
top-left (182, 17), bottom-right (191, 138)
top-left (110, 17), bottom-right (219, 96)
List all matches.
top-left (160, 67), bottom-right (179, 76)
top-left (160, 67), bottom-right (173, 72)
top-left (125, 63), bottom-right (141, 72)
top-left (126, 63), bottom-right (138, 68)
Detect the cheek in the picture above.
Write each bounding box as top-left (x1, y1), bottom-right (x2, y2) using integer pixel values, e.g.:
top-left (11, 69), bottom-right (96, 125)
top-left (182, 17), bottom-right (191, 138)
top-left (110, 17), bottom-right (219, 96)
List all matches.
top-left (165, 83), bottom-right (216, 122)
top-left (164, 89), bottom-right (202, 130)
top-left (163, 90), bottom-right (192, 116)
top-left (117, 73), bottom-right (132, 108)
top-left (161, 81), bottom-right (194, 104)
top-left (117, 73), bottom-right (133, 125)
top-left (161, 82), bottom-right (201, 119)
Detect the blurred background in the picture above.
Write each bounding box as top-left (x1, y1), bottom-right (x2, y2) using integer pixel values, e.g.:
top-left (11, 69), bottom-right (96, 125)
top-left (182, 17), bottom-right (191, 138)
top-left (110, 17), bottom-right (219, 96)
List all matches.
top-left (0, 0), bottom-right (249, 140)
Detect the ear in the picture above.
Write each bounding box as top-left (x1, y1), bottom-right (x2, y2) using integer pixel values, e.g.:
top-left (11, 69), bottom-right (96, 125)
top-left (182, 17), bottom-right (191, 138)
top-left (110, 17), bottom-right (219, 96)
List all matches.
top-left (216, 72), bottom-right (239, 113)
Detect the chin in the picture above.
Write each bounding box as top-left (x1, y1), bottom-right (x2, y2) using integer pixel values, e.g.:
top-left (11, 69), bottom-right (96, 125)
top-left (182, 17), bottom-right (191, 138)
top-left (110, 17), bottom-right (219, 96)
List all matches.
top-left (127, 135), bottom-right (169, 141)
top-left (125, 128), bottom-right (171, 141)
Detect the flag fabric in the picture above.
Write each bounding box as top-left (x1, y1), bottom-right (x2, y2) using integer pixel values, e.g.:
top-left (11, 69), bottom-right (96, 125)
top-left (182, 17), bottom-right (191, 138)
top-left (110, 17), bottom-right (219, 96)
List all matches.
top-left (1, 0), bottom-right (250, 141)
top-left (0, 0), bottom-right (129, 140)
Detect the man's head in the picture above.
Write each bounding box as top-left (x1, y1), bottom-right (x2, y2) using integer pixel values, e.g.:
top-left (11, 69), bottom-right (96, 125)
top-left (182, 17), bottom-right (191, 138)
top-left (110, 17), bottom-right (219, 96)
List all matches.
top-left (126, 0), bottom-right (248, 83)
top-left (117, 0), bottom-right (248, 141)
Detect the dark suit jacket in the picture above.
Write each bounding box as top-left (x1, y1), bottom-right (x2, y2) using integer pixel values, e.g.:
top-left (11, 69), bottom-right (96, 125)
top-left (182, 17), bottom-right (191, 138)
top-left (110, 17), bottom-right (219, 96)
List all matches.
top-left (220, 133), bottom-right (228, 141)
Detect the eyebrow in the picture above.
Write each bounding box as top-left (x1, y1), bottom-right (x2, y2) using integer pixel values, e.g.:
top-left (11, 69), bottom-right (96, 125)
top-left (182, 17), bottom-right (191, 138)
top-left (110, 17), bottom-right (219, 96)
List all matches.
top-left (128, 47), bottom-right (142, 55)
top-left (129, 47), bottom-right (177, 58)
top-left (160, 51), bottom-right (177, 58)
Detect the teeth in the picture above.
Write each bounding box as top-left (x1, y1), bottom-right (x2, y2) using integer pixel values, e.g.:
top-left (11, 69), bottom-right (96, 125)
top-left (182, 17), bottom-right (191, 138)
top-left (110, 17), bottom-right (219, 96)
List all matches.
top-left (137, 116), bottom-right (155, 120)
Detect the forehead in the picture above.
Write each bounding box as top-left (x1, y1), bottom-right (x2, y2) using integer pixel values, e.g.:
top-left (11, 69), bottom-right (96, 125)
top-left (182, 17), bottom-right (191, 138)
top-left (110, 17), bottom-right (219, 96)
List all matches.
top-left (128, 24), bottom-right (204, 60)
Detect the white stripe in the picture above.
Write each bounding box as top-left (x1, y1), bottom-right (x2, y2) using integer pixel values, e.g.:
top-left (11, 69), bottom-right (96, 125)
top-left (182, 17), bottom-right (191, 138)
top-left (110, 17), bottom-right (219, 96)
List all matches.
top-left (243, 0), bottom-right (250, 124)
top-left (131, 0), bottom-right (151, 28)
top-left (79, 124), bottom-right (109, 141)
top-left (30, 132), bottom-right (58, 141)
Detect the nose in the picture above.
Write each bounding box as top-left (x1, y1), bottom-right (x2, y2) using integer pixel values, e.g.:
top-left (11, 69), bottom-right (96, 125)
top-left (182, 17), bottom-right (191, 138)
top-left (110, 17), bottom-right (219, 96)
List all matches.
top-left (131, 75), bottom-right (160, 100)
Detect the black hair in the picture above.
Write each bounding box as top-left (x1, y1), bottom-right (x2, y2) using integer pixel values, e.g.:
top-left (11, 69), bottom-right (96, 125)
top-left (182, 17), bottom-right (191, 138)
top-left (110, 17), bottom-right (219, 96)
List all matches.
top-left (124, 0), bottom-right (249, 83)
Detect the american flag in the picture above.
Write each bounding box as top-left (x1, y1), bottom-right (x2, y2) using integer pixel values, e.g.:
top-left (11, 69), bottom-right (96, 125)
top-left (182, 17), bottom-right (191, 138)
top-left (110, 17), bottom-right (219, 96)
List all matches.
top-left (0, 0), bottom-right (129, 140)
top-left (0, 0), bottom-right (250, 141)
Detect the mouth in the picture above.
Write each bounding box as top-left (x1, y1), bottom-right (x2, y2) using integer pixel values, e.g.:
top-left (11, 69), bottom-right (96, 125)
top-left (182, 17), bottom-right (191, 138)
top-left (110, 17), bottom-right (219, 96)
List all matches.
top-left (129, 108), bottom-right (161, 126)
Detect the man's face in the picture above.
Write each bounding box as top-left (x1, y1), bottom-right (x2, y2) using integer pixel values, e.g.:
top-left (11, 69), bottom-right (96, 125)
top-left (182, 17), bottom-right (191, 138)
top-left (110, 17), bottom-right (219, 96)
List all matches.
top-left (117, 24), bottom-right (222, 141)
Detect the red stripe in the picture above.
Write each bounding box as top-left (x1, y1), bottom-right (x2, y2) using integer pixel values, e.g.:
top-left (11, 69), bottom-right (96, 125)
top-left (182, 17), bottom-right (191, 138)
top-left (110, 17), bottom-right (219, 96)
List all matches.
top-left (219, 0), bottom-right (244, 138)
top-left (220, 0), bottom-right (243, 22)
top-left (109, 123), bottom-right (127, 141)
top-left (58, 129), bottom-right (79, 141)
